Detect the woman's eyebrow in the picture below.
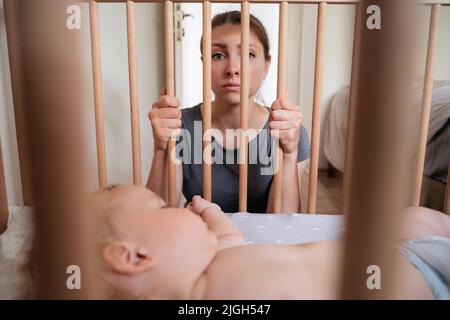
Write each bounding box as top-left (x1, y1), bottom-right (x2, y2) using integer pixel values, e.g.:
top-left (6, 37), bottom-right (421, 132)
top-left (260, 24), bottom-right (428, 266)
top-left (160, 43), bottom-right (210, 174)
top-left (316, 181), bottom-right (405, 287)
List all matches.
top-left (212, 43), bottom-right (256, 48)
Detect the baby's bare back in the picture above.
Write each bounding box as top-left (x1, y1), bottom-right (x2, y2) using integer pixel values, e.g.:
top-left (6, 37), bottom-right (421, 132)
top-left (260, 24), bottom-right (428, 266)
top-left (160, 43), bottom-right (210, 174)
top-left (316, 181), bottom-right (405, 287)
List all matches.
top-left (201, 241), bottom-right (344, 300)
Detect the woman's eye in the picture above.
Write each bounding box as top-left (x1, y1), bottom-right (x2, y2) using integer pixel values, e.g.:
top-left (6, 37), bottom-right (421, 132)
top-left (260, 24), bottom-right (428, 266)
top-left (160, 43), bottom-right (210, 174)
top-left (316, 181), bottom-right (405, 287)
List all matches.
top-left (212, 53), bottom-right (225, 60)
top-left (249, 52), bottom-right (256, 59)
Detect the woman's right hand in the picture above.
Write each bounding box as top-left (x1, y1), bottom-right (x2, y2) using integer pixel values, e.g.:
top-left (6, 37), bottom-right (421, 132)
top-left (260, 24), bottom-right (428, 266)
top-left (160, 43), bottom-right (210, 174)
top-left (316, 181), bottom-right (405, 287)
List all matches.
top-left (148, 87), bottom-right (182, 151)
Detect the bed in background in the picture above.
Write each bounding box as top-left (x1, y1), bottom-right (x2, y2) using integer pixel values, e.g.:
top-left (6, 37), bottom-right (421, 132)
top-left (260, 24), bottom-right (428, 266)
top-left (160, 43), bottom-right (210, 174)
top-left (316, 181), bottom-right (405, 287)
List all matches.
top-left (324, 80), bottom-right (450, 211)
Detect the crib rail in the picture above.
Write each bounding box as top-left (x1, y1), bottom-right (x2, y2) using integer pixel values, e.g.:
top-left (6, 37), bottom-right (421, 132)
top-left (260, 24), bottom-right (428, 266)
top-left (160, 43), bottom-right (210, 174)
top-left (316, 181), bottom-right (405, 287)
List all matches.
top-left (94, 0), bottom-right (450, 4)
top-left (85, 0), bottom-right (449, 214)
top-left (89, 0), bottom-right (108, 188)
top-left (202, 1), bottom-right (213, 202)
top-left (3, 0), bottom-right (33, 206)
top-left (413, 3), bottom-right (441, 206)
top-left (1, 0), bottom-right (448, 301)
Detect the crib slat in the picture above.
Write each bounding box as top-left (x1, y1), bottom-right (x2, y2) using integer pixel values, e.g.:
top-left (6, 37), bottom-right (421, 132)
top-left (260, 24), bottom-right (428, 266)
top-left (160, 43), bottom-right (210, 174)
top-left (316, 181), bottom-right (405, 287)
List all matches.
top-left (343, 3), bottom-right (363, 215)
top-left (126, 0), bottom-right (142, 186)
top-left (0, 142), bottom-right (8, 233)
top-left (445, 163), bottom-right (450, 214)
top-left (272, 1), bottom-right (288, 213)
top-left (4, 0), bottom-right (33, 206)
top-left (341, 0), bottom-right (420, 298)
top-left (307, 2), bottom-right (326, 214)
top-left (239, 2), bottom-right (250, 212)
top-left (203, 1), bottom-right (212, 201)
top-left (165, 1), bottom-right (177, 207)
top-left (19, 0), bottom-right (100, 298)
top-left (412, 4), bottom-right (440, 206)
top-left (89, 0), bottom-right (108, 188)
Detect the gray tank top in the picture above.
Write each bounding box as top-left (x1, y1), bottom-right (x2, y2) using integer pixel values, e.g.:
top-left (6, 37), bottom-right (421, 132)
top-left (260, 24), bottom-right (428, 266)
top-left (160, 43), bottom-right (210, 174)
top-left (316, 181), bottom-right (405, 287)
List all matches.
top-left (175, 103), bottom-right (310, 213)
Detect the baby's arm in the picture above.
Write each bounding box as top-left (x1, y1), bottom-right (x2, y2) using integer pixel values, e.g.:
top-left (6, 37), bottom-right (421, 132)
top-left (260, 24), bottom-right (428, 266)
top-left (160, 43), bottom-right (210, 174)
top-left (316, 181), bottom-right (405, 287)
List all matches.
top-left (189, 196), bottom-right (247, 250)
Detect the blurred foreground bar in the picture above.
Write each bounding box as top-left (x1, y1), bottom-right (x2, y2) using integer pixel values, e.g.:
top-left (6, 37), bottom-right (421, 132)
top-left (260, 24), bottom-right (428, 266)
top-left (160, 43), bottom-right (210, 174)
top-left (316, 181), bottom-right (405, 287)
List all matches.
top-left (7, 0), bottom-right (100, 298)
top-left (341, 0), bottom-right (421, 299)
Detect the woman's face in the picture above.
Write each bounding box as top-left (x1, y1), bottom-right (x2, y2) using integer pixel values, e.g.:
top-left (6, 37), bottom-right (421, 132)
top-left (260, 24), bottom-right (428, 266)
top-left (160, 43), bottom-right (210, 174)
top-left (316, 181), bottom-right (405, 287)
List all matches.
top-left (208, 23), bottom-right (271, 105)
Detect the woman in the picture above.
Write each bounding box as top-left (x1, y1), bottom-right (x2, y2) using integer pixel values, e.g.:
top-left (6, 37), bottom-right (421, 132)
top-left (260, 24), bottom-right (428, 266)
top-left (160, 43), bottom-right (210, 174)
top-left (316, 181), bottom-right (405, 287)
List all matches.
top-left (147, 11), bottom-right (310, 213)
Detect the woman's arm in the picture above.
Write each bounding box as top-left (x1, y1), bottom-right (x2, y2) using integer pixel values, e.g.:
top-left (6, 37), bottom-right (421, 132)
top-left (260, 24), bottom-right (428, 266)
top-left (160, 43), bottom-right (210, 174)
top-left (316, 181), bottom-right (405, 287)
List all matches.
top-left (146, 91), bottom-right (183, 206)
top-left (266, 94), bottom-right (308, 213)
top-left (146, 149), bottom-right (183, 206)
top-left (266, 153), bottom-right (307, 213)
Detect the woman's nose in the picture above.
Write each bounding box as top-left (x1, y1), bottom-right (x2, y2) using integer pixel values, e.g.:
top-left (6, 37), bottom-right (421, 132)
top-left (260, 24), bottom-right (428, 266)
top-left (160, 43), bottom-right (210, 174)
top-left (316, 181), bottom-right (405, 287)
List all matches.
top-left (225, 60), bottom-right (240, 77)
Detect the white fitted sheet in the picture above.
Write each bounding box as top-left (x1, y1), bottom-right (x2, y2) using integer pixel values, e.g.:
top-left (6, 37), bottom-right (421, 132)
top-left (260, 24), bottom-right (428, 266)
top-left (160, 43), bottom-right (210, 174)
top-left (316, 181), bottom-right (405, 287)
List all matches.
top-left (228, 213), bottom-right (345, 245)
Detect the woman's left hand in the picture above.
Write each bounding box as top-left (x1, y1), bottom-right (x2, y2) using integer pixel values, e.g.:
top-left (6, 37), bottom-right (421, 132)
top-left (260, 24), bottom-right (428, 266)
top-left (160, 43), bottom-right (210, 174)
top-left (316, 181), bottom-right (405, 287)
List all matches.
top-left (269, 93), bottom-right (304, 156)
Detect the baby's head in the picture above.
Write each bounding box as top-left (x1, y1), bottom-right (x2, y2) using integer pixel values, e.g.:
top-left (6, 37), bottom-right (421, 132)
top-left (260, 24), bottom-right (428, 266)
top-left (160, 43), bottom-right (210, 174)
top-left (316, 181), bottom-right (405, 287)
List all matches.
top-left (90, 185), bottom-right (218, 299)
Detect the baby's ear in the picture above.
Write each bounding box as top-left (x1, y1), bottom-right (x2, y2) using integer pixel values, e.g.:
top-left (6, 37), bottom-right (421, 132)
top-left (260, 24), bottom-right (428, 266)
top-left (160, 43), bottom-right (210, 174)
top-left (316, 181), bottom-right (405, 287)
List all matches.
top-left (102, 243), bottom-right (156, 275)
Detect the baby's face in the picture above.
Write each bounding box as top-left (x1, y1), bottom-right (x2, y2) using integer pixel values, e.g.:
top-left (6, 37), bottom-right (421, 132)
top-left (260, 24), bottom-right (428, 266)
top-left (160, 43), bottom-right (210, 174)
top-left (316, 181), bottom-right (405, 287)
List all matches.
top-left (114, 186), bottom-right (218, 269)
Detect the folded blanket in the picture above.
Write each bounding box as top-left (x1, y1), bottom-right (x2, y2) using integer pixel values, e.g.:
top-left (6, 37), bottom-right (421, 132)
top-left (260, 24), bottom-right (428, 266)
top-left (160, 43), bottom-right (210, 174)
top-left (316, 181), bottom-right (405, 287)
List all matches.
top-left (399, 235), bottom-right (450, 300)
top-left (324, 81), bottom-right (450, 173)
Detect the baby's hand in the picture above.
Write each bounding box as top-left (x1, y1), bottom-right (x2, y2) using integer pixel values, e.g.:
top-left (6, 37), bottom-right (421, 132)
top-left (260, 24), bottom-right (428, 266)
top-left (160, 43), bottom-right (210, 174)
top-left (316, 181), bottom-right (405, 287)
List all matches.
top-left (187, 195), bottom-right (222, 216)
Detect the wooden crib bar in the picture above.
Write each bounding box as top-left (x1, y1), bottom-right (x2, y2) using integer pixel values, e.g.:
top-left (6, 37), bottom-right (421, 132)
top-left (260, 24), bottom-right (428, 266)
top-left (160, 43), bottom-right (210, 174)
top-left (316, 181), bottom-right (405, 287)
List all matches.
top-left (0, 141), bottom-right (8, 233)
top-left (307, 2), bottom-right (326, 214)
top-left (126, 0), bottom-right (143, 186)
top-left (203, 1), bottom-right (213, 201)
top-left (341, 0), bottom-right (421, 298)
top-left (165, 1), bottom-right (178, 207)
top-left (239, 1), bottom-right (250, 212)
top-left (89, 0), bottom-right (108, 188)
top-left (3, 0), bottom-right (33, 206)
top-left (272, 1), bottom-right (288, 213)
top-left (343, 2), bottom-right (362, 215)
top-left (412, 3), bottom-right (440, 206)
top-left (16, 0), bottom-right (100, 297)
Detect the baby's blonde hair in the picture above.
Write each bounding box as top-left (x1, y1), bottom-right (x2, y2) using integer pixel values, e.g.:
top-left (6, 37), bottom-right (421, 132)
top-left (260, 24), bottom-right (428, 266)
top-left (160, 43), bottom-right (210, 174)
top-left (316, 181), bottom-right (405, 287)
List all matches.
top-left (89, 184), bottom-right (129, 244)
top-left (89, 184), bottom-right (138, 299)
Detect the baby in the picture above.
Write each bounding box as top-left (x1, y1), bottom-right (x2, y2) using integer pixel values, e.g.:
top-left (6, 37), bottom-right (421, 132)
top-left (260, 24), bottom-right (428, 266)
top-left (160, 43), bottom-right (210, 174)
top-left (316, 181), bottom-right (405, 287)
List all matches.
top-left (90, 185), bottom-right (450, 299)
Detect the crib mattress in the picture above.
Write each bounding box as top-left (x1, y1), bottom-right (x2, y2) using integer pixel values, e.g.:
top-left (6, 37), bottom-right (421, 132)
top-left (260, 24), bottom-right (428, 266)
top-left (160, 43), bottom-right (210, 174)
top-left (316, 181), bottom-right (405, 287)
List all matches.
top-left (228, 213), bottom-right (345, 245)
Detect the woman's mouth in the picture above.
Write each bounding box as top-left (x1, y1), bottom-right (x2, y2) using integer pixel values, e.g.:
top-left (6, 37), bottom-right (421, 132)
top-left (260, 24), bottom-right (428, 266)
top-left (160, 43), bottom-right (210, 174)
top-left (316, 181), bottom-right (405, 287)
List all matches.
top-left (222, 84), bottom-right (240, 92)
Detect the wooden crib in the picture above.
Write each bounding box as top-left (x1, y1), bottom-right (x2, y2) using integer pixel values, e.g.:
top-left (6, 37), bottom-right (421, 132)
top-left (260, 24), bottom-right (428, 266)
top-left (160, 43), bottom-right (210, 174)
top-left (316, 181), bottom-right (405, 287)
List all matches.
top-left (0, 0), bottom-right (449, 299)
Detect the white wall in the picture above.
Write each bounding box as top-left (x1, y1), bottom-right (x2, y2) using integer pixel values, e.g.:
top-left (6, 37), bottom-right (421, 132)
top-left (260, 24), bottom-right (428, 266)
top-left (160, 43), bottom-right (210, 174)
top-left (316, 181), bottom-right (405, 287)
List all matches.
top-left (436, 7), bottom-right (450, 80)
